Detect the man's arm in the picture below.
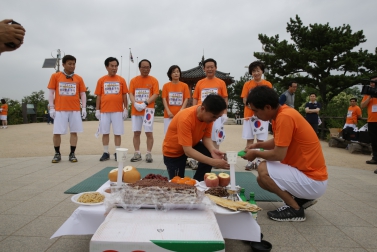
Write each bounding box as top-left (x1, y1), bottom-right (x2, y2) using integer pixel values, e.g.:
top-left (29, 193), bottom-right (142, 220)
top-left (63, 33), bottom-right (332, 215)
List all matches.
top-left (147, 94), bottom-right (158, 104)
top-left (122, 94), bottom-right (128, 108)
top-left (96, 95), bottom-right (101, 110)
top-left (244, 145), bottom-right (288, 162)
top-left (128, 93), bottom-right (136, 104)
top-left (192, 98), bottom-right (198, 105)
top-left (361, 96), bottom-right (371, 109)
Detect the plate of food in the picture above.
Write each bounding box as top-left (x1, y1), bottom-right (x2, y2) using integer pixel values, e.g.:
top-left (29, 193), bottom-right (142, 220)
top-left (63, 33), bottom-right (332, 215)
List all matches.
top-left (206, 194), bottom-right (262, 215)
top-left (71, 191), bottom-right (105, 206)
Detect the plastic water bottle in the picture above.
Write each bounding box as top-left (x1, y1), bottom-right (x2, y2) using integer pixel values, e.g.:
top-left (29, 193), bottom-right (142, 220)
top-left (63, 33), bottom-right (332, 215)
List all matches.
top-left (239, 188), bottom-right (247, 201)
top-left (249, 192), bottom-right (258, 220)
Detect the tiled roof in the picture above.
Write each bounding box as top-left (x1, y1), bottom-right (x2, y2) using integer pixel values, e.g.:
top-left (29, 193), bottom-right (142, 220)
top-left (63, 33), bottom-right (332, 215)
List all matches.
top-left (181, 65), bottom-right (234, 85)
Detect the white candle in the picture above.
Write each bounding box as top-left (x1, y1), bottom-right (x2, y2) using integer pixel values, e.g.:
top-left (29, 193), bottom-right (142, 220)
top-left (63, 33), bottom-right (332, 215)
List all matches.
top-left (226, 151), bottom-right (237, 190)
top-left (116, 148), bottom-right (128, 187)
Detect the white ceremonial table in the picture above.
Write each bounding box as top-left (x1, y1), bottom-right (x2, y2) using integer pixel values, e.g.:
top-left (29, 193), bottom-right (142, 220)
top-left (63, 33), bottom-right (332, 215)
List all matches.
top-left (51, 181), bottom-right (261, 242)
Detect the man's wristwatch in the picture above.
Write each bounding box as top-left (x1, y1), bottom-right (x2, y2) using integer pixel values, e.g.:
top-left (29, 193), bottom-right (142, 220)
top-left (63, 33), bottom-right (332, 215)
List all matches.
top-left (144, 101), bottom-right (149, 106)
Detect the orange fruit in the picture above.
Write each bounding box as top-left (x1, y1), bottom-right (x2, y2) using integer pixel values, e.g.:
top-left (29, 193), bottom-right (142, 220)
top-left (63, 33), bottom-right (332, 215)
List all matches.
top-left (176, 179), bottom-right (186, 184)
top-left (185, 180), bottom-right (196, 186)
top-left (183, 176), bottom-right (191, 181)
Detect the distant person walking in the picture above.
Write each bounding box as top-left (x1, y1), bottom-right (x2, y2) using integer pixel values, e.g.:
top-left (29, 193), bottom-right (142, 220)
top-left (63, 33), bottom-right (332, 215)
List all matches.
top-left (0, 99), bottom-right (8, 129)
top-left (279, 81), bottom-right (297, 108)
top-left (47, 55), bottom-right (87, 163)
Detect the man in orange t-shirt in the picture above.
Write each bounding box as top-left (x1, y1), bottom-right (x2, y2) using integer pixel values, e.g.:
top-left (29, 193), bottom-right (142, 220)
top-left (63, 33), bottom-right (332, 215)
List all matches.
top-left (163, 94), bottom-right (229, 181)
top-left (162, 65), bottom-right (190, 134)
top-left (193, 58), bottom-right (228, 150)
top-left (242, 86), bottom-right (328, 222)
top-left (0, 99), bottom-right (8, 129)
top-left (343, 98), bottom-right (362, 129)
top-left (47, 55), bottom-right (87, 164)
top-left (129, 59), bottom-right (159, 163)
top-left (361, 76), bottom-right (377, 170)
top-left (95, 57), bottom-right (128, 162)
top-left (240, 61), bottom-right (272, 170)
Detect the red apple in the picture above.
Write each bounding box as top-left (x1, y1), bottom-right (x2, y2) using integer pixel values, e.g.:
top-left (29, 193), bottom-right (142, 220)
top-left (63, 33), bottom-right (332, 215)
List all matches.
top-left (204, 173), bottom-right (217, 180)
top-left (218, 173), bottom-right (230, 187)
top-left (205, 175), bottom-right (219, 187)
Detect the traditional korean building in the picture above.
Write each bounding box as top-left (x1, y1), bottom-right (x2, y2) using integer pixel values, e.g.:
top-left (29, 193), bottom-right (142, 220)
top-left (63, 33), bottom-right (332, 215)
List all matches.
top-left (180, 57), bottom-right (234, 107)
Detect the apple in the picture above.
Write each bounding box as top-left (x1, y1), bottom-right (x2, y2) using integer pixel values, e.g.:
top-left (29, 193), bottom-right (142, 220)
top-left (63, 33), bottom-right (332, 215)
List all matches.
top-left (204, 173), bottom-right (217, 180)
top-left (218, 173), bottom-right (230, 187)
top-left (205, 174), bottom-right (219, 187)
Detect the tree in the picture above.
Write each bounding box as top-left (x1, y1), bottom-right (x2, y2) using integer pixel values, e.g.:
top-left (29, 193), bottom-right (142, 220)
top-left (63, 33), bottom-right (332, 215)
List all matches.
top-left (1, 98), bottom-right (22, 125)
top-left (154, 90), bottom-right (164, 116)
top-left (256, 15), bottom-right (376, 111)
top-left (85, 87), bottom-right (97, 121)
top-left (227, 72), bottom-right (251, 117)
top-left (22, 90), bottom-right (48, 117)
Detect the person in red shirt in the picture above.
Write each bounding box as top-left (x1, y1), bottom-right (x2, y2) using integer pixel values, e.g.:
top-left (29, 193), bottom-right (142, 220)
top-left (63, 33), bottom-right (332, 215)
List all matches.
top-left (343, 98), bottom-right (362, 129)
top-left (361, 76), bottom-right (377, 171)
top-left (243, 86), bottom-right (328, 222)
top-left (162, 65), bottom-right (190, 134)
top-left (47, 55), bottom-right (87, 163)
top-left (95, 57), bottom-right (129, 162)
top-left (0, 99), bottom-right (8, 129)
top-left (163, 94), bottom-right (229, 181)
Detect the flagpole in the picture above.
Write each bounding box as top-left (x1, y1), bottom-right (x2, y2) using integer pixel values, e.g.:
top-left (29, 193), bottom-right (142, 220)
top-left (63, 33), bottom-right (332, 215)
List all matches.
top-left (128, 48), bottom-right (131, 85)
top-left (136, 57), bottom-right (138, 76)
top-left (120, 56), bottom-right (123, 76)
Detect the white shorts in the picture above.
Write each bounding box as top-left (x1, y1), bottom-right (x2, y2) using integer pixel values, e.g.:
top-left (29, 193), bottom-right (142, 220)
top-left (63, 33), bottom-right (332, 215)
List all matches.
top-left (99, 112), bottom-right (124, 135)
top-left (164, 118), bottom-right (172, 134)
top-left (53, 111), bottom-right (83, 135)
top-left (131, 115), bottom-right (153, 133)
top-left (266, 161), bottom-right (327, 199)
top-left (343, 123), bottom-right (357, 129)
top-left (0, 115), bottom-right (7, 120)
top-left (242, 117), bottom-right (269, 141)
top-left (211, 117), bottom-right (225, 142)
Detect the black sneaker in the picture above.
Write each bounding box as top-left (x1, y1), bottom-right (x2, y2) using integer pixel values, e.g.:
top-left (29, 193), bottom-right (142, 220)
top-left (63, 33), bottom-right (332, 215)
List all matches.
top-left (293, 196), bottom-right (317, 209)
top-left (114, 153), bottom-right (117, 162)
top-left (267, 205), bottom-right (306, 222)
top-left (69, 153), bottom-right (78, 162)
top-left (100, 152), bottom-right (110, 161)
top-left (366, 159), bottom-right (377, 165)
top-left (52, 153), bottom-right (61, 163)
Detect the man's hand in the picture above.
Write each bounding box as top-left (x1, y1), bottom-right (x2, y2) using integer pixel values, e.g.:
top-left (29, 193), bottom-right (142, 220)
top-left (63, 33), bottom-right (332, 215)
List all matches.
top-left (123, 109), bottom-right (128, 120)
top-left (242, 149), bottom-right (258, 162)
top-left (134, 102), bottom-right (143, 112)
top-left (95, 110), bottom-right (101, 120)
top-left (212, 159), bottom-right (230, 170)
top-left (81, 109), bottom-right (87, 119)
top-left (168, 111), bottom-right (174, 118)
top-left (0, 19), bottom-right (25, 53)
top-left (139, 102), bottom-right (147, 110)
top-left (49, 108), bottom-right (56, 119)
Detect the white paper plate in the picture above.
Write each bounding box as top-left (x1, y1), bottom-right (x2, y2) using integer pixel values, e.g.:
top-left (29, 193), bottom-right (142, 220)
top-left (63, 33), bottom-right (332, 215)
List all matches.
top-left (213, 204), bottom-right (240, 215)
top-left (71, 191), bottom-right (104, 206)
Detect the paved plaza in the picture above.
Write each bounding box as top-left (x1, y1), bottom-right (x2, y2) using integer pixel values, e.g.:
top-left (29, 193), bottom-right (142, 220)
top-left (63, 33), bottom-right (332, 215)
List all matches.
top-left (0, 120), bottom-right (377, 251)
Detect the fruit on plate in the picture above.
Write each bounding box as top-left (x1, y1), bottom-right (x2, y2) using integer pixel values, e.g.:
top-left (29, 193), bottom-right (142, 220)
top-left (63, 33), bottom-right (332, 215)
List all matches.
top-left (204, 172), bottom-right (217, 180)
top-left (218, 172), bottom-right (230, 187)
top-left (108, 166), bottom-right (141, 183)
top-left (122, 166), bottom-right (141, 183)
top-left (205, 174), bottom-right (219, 187)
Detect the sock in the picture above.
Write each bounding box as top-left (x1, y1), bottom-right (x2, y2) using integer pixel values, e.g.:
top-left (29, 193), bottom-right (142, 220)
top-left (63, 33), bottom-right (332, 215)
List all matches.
top-left (147, 151), bottom-right (151, 154)
top-left (54, 146), bottom-right (60, 154)
top-left (103, 145), bottom-right (109, 153)
top-left (70, 146), bottom-right (76, 154)
top-left (135, 150), bottom-right (140, 154)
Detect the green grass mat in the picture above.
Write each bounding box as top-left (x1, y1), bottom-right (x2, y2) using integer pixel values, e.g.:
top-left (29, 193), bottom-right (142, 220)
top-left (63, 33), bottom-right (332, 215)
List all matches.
top-left (64, 167), bottom-right (281, 202)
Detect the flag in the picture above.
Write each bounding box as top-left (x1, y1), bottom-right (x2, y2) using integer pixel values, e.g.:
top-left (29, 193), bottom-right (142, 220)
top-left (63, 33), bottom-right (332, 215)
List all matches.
top-left (130, 51), bottom-right (134, 63)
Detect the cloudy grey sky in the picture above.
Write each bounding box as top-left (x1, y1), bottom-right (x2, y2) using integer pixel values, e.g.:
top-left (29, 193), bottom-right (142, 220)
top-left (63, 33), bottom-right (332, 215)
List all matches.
top-left (1, 0), bottom-right (376, 101)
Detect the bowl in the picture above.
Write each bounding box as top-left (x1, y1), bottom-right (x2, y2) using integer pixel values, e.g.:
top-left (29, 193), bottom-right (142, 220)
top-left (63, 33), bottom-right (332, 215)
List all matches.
top-left (250, 240), bottom-right (272, 252)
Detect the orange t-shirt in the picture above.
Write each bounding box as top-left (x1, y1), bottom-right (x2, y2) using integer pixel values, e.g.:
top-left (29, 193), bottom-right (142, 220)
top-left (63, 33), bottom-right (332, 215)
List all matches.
top-left (272, 105), bottom-right (328, 181)
top-left (345, 105), bottom-right (362, 125)
top-left (241, 79), bottom-right (272, 119)
top-left (47, 72), bottom-right (86, 111)
top-left (361, 95), bottom-right (377, 122)
top-left (161, 81), bottom-right (190, 118)
top-left (192, 77), bottom-right (228, 104)
top-left (129, 75), bottom-right (159, 116)
top-left (95, 75), bottom-right (128, 113)
top-left (0, 104), bottom-right (8, 115)
top-left (163, 105), bottom-right (213, 158)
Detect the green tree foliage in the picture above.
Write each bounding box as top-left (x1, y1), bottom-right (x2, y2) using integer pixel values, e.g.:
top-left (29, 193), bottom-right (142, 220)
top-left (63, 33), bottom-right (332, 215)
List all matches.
top-left (22, 90), bottom-right (48, 117)
top-left (85, 87), bottom-right (97, 121)
top-left (256, 15), bottom-right (377, 112)
top-left (227, 72), bottom-right (251, 116)
top-left (154, 90), bottom-right (164, 116)
top-left (1, 98), bottom-right (22, 125)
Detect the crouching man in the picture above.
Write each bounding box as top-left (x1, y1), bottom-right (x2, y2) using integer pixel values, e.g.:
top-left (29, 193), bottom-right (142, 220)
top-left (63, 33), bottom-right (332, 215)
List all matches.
top-left (243, 86), bottom-right (328, 222)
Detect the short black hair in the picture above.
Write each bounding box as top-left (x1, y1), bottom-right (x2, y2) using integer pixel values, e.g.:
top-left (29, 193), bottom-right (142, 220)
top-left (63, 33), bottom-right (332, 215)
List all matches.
top-left (309, 93), bottom-right (317, 96)
top-left (62, 55), bottom-right (76, 64)
top-left (287, 80), bottom-right (297, 88)
top-left (1, 99), bottom-right (5, 104)
top-left (139, 59), bottom-right (151, 68)
top-left (167, 65), bottom-right (181, 81)
top-left (202, 94), bottom-right (226, 114)
top-left (350, 98), bottom-right (357, 102)
top-left (203, 58), bottom-right (217, 68)
top-left (246, 86), bottom-right (279, 110)
top-left (104, 57), bottom-right (119, 67)
top-left (248, 61), bottom-right (265, 74)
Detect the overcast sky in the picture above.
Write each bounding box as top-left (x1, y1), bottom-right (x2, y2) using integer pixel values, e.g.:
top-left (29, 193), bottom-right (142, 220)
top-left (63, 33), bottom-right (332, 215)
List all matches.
top-left (1, 0), bottom-right (376, 101)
